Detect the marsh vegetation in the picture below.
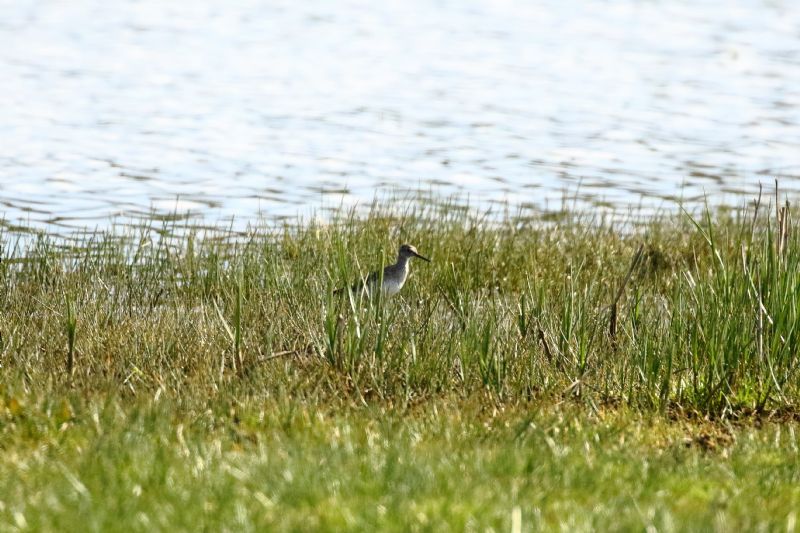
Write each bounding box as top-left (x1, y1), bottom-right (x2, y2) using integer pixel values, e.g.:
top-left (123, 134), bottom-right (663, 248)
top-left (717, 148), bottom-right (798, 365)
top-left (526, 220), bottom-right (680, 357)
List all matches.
top-left (1, 196), bottom-right (799, 530)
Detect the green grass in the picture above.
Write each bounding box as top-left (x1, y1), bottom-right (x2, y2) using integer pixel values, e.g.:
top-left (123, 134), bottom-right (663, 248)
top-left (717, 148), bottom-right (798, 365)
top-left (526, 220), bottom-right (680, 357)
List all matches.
top-left (2, 395), bottom-right (799, 531)
top-left (1, 197), bottom-right (799, 530)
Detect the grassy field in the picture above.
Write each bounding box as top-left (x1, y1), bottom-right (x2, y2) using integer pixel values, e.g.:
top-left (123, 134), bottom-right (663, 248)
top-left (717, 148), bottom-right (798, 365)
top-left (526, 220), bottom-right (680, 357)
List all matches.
top-left (1, 197), bottom-right (799, 531)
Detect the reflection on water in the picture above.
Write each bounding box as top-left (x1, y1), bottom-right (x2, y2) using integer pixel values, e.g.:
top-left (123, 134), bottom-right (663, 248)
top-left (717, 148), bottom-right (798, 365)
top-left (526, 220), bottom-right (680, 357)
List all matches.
top-left (1, 0), bottom-right (799, 234)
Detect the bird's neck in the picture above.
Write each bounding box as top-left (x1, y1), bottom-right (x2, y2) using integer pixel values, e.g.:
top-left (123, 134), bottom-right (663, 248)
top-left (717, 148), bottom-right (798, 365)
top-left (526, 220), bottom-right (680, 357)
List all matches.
top-left (394, 254), bottom-right (410, 270)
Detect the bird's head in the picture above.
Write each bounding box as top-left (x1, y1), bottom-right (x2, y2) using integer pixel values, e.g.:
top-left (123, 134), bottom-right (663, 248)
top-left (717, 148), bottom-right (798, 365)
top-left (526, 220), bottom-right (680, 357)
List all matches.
top-left (398, 244), bottom-right (430, 262)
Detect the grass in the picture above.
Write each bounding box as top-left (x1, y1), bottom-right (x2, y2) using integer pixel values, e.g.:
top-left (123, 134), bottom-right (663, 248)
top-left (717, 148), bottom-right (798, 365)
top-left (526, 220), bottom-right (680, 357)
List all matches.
top-left (2, 396), bottom-right (799, 531)
top-left (1, 196), bottom-right (799, 530)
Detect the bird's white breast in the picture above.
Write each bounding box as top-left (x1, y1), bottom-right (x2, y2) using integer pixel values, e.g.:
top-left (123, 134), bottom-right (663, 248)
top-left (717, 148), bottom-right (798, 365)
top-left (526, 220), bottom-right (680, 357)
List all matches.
top-left (381, 261), bottom-right (409, 297)
top-left (382, 276), bottom-right (405, 296)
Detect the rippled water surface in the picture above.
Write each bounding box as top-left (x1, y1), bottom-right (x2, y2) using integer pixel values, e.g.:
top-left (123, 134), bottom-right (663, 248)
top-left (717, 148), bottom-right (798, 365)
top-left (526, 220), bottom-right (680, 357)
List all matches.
top-left (2, 0), bottom-right (799, 233)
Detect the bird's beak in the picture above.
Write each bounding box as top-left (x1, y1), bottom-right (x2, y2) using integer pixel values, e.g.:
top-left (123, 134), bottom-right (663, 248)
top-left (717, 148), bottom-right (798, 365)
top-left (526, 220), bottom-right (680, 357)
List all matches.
top-left (413, 251), bottom-right (431, 262)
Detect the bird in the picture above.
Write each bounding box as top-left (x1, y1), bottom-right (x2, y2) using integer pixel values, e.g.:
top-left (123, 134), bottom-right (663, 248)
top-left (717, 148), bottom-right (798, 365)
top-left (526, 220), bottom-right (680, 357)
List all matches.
top-left (335, 244), bottom-right (431, 298)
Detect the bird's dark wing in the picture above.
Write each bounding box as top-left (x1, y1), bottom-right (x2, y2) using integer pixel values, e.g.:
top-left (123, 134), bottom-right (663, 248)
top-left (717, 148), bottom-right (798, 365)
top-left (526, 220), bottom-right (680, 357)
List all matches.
top-left (334, 270), bottom-right (380, 295)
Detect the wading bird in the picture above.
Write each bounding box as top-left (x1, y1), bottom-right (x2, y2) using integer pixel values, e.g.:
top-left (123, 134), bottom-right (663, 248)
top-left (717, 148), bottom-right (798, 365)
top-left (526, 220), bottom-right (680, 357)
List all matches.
top-left (336, 244), bottom-right (431, 298)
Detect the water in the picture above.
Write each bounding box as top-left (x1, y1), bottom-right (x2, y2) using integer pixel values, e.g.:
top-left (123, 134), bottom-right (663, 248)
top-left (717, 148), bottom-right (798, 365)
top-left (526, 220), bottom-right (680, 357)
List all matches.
top-left (2, 0), bottom-right (799, 234)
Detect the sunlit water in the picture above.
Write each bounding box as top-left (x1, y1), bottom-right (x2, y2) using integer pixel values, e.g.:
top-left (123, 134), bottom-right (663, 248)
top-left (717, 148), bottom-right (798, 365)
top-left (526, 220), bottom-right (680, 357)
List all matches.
top-left (1, 0), bottom-right (798, 235)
